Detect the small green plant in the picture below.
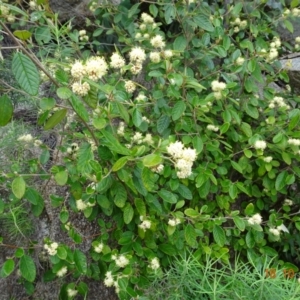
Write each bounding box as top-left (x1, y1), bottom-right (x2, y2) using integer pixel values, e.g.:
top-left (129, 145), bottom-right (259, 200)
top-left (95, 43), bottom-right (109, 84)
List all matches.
top-left (141, 253), bottom-right (300, 300)
top-left (0, 203), bottom-right (34, 242)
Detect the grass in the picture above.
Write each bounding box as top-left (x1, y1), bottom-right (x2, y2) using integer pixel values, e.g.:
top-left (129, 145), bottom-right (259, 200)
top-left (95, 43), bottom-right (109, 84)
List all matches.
top-left (140, 253), bottom-right (300, 300)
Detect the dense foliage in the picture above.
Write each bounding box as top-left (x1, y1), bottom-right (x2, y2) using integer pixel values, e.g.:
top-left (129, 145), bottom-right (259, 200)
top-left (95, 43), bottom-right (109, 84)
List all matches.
top-left (1, 0), bottom-right (300, 299)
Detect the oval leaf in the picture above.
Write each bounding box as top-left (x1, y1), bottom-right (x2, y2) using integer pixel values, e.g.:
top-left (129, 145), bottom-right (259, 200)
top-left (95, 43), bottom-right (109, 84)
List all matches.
top-left (213, 225), bottom-right (225, 247)
top-left (20, 255), bottom-right (36, 282)
top-left (44, 108), bottom-right (67, 130)
top-left (12, 52), bottom-right (39, 96)
top-left (0, 95), bottom-right (13, 126)
top-left (12, 177), bottom-right (26, 199)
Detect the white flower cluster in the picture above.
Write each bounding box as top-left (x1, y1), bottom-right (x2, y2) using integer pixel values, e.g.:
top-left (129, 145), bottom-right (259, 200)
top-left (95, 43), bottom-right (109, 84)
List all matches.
top-left (270, 224), bottom-right (289, 236)
top-left (253, 140), bottom-right (267, 150)
top-left (124, 80), bottom-right (136, 93)
top-left (44, 242), bottom-right (58, 256)
top-left (167, 141), bottom-right (197, 179)
top-left (76, 199), bottom-right (95, 211)
top-left (110, 52), bottom-right (125, 69)
top-left (17, 134), bottom-right (33, 143)
top-left (295, 37), bottom-right (300, 49)
top-left (94, 242), bottom-right (104, 253)
top-left (149, 51), bottom-right (161, 63)
top-left (152, 164), bottom-right (164, 174)
top-left (67, 288), bottom-right (78, 298)
top-left (231, 18), bottom-right (247, 33)
top-left (67, 142), bottom-right (79, 155)
top-left (56, 266), bottom-right (68, 277)
top-left (141, 12), bottom-right (154, 24)
top-left (211, 80), bottom-right (226, 99)
top-left (117, 122), bottom-right (125, 136)
top-left (268, 96), bottom-right (289, 109)
top-left (263, 156), bottom-right (273, 163)
top-left (136, 93), bottom-right (147, 102)
top-left (0, 4), bottom-right (15, 22)
top-left (149, 257), bottom-right (160, 270)
top-left (139, 216), bottom-right (152, 232)
top-left (235, 56), bottom-right (245, 66)
top-left (247, 213), bottom-right (262, 225)
top-left (284, 199), bottom-right (293, 206)
top-left (168, 218), bottom-right (181, 227)
top-left (79, 29), bottom-right (89, 42)
top-left (150, 34), bottom-right (166, 48)
top-left (265, 37), bottom-right (280, 62)
top-left (288, 138), bottom-right (300, 146)
top-left (207, 124), bottom-right (219, 132)
top-left (131, 132), bottom-right (153, 146)
top-left (71, 81), bottom-right (90, 96)
top-left (29, 0), bottom-right (37, 10)
top-left (104, 271), bottom-right (115, 287)
top-left (70, 56), bottom-right (107, 95)
top-left (129, 47), bottom-right (146, 74)
top-left (283, 8), bottom-right (300, 18)
top-left (112, 254), bottom-right (129, 268)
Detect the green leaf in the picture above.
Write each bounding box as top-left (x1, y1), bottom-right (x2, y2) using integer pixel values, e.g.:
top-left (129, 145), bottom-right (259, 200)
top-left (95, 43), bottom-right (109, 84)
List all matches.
top-left (246, 231), bottom-right (255, 248)
top-left (0, 95), bottom-right (13, 126)
top-left (128, 2), bottom-right (140, 18)
top-left (158, 189), bottom-right (177, 204)
top-left (233, 216), bottom-right (245, 231)
top-left (112, 157), bottom-right (129, 172)
top-left (24, 187), bottom-right (41, 205)
top-left (229, 184), bottom-right (238, 199)
top-left (213, 225), bottom-right (225, 247)
top-left (275, 171), bottom-right (287, 191)
top-left (74, 249), bottom-right (87, 274)
top-left (184, 208), bottom-right (199, 218)
top-left (193, 14), bottom-right (214, 32)
top-left (133, 108), bottom-right (143, 127)
top-left (149, 3), bottom-right (158, 17)
top-left (35, 26), bottom-right (51, 44)
top-left (142, 167), bottom-right (156, 191)
top-left (247, 59), bottom-right (256, 73)
top-left (245, 203), bottom-right (254, 215)
top-left (31, 194), bottom-right (44, 217)
top-left (231, 160), bottom-right (243, 174)
top-left (185, 224), bottom-right (197, 247)
top-left (101, 130), bottom-right (131, 156)
top-left (54, 170), bottom-right (68, 186)
top-left (176, 184), bottom-right (192, 200)
top-left (77, 143), bottom-right (93, 174)
top-left (44, 108), bottom-right (67, 130)
top-left (157, 115), bottom-right (170, 134)
top-left (173, 36), bottom-right (187, 51)
top-left (172, 101), bottom-right (186, 121)
top-left (40, 97), bottom-right (56, 111)
top-left (220, 122), bottom-right (230, 134)
top-left (193, 136), bottom-right (203, 153)
top-left (135, 198), bottom-right (146, 216)
top-left (57, 246), bottom-right (67, 260)
top-left (123, 203), bottom-right (134, 224)
top-left (59, 210), bottom-right (69, 224)
top-left (284, 19), bottom-right (293, 33)
top-left (289, 109), bottom-right (300, 130)
top-left (12, 52), bottom-right (39, 96)
top-left (13, 30), bottom-right (32, 40)
top-left (245, 104), bottom-right (259, 119)
top-left (240, 122), bottom-right (252, 138)
top-left (116, 102), bottom-right (129, 123)
top-left (56, 87), bottom-right (72, 99)
top-left (282, 152), bottom-right (291, 165)
top-left (0, 259), bottom-right (15, 277)
top-left (69, 95), bottom-right (89, 122)
top-left (114, 183), bottom-right (127, 208)
top-left (12, 177), bottom-right (26, 199)
top-left (143, 154), bottom-right (162, 167)
top-left (20, 255), bottom-right (36, 282)
top-left (159, 243), bottom-right (177, 255)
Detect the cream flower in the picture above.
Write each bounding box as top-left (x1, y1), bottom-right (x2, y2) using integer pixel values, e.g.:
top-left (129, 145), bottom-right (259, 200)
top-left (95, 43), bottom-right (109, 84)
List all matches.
top-left (110, 53), bottom-right (125, 69)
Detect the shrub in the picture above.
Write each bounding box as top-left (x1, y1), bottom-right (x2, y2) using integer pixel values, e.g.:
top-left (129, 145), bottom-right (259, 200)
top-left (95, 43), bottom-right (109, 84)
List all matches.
top-left (0, 0), bottom-right (300, 299)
